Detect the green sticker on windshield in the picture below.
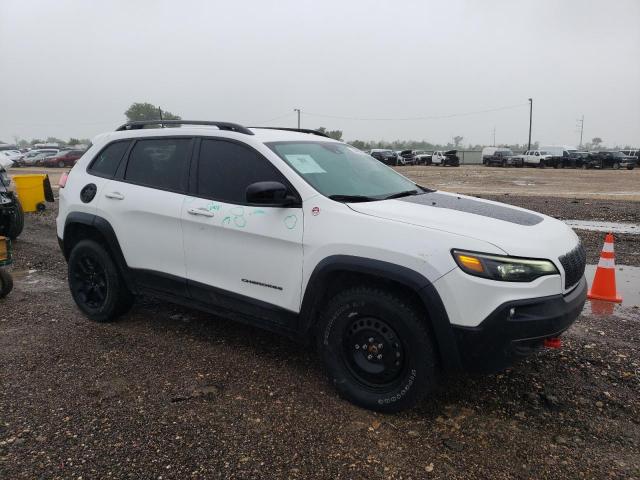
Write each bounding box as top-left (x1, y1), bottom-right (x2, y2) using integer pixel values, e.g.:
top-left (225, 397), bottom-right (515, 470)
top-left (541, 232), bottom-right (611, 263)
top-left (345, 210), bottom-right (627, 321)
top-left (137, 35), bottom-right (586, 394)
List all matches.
top-left (285, 154), bottom-right (326, 174)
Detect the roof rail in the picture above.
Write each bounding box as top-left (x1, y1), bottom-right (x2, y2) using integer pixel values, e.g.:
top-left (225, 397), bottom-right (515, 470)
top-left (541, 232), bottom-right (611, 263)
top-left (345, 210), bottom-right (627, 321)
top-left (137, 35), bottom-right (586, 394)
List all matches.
top-left (115, 120), bottom-right (254, 135)
top-left (249, 127), bottom-right (331, 138)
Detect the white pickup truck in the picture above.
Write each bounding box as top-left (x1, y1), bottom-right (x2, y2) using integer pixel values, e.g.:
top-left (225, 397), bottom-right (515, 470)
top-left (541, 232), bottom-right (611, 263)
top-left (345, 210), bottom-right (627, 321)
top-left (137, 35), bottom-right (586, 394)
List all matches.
top-left (519, 150), bottom-right (553, 168)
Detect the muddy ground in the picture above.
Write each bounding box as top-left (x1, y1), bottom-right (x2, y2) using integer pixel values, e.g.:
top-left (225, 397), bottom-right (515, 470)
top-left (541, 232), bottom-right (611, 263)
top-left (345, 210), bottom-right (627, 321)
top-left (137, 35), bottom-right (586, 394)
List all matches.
top-left (1, 178), bottom-right (639, 478)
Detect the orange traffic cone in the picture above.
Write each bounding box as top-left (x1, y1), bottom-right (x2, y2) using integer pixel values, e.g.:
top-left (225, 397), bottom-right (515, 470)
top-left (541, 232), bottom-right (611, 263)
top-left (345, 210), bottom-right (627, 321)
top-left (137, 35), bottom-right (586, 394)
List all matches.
top-left (587, 233), bottom-right (622, 303)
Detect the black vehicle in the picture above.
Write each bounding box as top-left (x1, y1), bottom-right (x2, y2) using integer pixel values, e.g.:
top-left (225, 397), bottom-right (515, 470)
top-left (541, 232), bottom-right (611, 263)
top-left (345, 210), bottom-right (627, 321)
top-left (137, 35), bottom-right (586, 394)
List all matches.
top-left (442, 149), bottom-right (460, 167)
top-left (481, 148), bottom-right (522, 167)
top-left (0, 166), bottom-right (24, 240)
top-left (584, 151), bottom-right (636, 170)
top-left (369, 149), bottom-right (399, 165)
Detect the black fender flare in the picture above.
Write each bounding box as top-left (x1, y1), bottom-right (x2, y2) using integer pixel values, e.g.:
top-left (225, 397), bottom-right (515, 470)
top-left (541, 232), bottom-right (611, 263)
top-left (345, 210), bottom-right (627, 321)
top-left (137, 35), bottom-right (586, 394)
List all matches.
top-left (299, 255), bottom-right (462, 371)
top-left (62, 212), bottom-right (136, 292)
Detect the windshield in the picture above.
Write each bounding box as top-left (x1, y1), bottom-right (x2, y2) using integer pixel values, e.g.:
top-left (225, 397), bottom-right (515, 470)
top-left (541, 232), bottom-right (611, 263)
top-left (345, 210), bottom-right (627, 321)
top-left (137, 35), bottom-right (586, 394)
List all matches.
top-left (498, 149), bottom-right (514, 156)
top-left (267, 141), bottom-right (420, 200)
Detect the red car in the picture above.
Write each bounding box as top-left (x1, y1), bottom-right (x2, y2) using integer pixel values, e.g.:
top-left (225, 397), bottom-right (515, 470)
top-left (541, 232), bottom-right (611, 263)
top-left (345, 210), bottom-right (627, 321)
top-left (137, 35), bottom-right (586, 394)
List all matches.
top-left (41, 149), bottom-right (85, 168)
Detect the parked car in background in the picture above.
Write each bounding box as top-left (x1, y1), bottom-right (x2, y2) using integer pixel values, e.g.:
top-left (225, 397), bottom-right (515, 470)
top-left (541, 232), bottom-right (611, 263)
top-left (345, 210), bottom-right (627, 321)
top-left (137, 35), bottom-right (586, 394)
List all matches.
top-left (396, 150), bottom-right (416, 165)
top-left (431, 150), bottom-right (460, 167)
top-left (586, 151), bottom-right (636, 170)
top-left (539, 145), bottom-right (579, 168)
top-left (0, 150), bottom-right (23, 167)
top-left (41, 149), bottom-right (85, 168)
top-left (413, 150), bottom-right (433, 165)
top-left (521, 150), bottom-right (553, 168)
top-left (370, 149), bottom-right (398, 165)
top-left (570, 151), bottom-right (590, 168)
top-left (0, 152), bottom-right (16, 168)
top-left (18, 149), bottom-right (59, 167)
top-left (481, 147), bottom-right (523, 167)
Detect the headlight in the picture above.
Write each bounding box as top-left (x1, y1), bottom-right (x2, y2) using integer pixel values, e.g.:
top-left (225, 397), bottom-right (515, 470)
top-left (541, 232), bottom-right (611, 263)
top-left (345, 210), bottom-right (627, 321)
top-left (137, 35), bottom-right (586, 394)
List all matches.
top-left (452, 250), bottom-right (558, 282)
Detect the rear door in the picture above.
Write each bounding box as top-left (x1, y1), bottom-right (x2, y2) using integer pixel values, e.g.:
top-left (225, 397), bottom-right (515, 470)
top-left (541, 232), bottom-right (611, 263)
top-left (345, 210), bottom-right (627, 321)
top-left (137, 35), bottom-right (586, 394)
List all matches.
top-left (181, 137), bottom-right (304, 317)
top-left (96, 136), bottom-right (193, 295)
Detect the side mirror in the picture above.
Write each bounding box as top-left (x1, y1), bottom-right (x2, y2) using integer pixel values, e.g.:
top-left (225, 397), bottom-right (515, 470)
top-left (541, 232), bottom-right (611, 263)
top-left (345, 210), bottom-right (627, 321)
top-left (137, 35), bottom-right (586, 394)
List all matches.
top-left (246, 181), bottom-right (298, 207)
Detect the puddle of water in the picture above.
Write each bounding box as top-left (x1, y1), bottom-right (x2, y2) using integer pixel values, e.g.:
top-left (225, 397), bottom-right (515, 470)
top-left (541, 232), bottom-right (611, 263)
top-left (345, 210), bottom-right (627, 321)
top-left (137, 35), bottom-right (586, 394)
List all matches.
top-left (583, 264), bottom-right (640, 316)
top-left (565, 220), bottom-right (640, 235)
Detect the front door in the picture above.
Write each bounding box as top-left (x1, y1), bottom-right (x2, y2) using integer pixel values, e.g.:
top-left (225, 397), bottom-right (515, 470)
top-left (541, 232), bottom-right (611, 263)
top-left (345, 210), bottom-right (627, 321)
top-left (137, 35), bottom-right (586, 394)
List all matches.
top-left (181, 138), bottom-right (304, 320)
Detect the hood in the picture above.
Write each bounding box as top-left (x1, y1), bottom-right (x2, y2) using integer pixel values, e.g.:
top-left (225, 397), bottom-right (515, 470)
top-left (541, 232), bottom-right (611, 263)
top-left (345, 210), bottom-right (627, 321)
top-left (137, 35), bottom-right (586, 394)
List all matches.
top-left (348, 191), bottom-right (579, 259)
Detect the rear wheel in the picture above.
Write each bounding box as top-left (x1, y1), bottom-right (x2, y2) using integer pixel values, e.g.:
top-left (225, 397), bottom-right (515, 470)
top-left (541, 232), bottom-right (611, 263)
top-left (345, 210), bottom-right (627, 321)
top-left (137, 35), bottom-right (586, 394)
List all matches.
top-left (317, 287), bottom-right (437, 412)
top-left (58, 161), bottom-right (65, 168)
top-left (613, 162), bottom-right (621, 170)
top-left (68, 240), bottom-right (134, 322)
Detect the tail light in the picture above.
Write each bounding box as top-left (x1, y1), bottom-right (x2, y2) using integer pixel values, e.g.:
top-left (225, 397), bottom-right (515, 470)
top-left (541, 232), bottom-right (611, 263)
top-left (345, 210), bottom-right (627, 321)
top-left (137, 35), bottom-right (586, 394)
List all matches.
top-left (59, 172), bottom-right (69, 188)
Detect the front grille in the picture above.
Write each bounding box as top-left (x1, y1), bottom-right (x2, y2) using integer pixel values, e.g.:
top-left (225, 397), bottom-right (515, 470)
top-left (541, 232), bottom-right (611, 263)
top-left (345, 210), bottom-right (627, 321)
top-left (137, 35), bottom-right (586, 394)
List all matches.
top-left (559, 242), bottom-right (586, 290)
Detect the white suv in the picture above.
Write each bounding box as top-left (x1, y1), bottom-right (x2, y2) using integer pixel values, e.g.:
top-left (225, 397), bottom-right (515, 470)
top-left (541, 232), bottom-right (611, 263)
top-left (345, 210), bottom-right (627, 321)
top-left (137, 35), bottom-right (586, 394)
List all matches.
top-left (57, 120), bottom-right (587, 412)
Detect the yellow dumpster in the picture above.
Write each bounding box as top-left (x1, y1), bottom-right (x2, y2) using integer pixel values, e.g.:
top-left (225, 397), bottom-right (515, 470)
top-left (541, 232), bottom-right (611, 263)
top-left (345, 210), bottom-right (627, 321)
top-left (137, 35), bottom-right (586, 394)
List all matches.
top-left (12, 174), bottom-right (55, 213)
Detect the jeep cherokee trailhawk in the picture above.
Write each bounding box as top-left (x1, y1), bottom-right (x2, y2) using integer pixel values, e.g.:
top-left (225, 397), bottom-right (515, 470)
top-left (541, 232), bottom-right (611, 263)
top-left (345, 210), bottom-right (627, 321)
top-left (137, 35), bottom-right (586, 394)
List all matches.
top-left (57, 120), bottom-right (587, 412)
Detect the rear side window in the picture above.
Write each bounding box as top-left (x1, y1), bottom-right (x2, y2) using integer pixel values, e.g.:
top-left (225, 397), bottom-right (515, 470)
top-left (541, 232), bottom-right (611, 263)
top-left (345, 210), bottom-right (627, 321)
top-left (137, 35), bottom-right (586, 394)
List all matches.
top-left (197, 139), bottom-right (287, 204)
top-left (88, 141), bottom-right (129, 177)
top-left (124, 138), bottom-right (191, 191)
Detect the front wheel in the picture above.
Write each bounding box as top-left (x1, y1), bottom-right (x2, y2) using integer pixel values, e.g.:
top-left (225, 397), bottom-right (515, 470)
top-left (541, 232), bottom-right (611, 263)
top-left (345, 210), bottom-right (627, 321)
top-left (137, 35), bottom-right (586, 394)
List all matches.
top-left (68, 240), bottom-right (134, 322)
top-left (317, 287), bottom-right (437, 412)
top-left (613, 162), bottom-right (621, 170)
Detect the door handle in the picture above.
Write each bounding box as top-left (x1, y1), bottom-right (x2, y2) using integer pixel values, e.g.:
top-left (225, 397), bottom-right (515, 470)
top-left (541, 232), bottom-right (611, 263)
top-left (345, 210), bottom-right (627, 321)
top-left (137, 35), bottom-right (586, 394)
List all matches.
top-left (105, 192), bottom-right (125, 200)
top-left (187, 207), bottom-right (215, 217)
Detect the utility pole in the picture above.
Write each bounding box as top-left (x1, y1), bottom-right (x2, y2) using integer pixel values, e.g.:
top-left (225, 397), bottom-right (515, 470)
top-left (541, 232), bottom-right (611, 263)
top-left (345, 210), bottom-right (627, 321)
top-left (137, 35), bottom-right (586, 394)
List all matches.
top-left (577, 115), bottom-right (584, 148)
top-left (527, 98), bottom-right (533, 151)
top-left (294, 108), bottom-right (301, 129)
top-left (492, 126), bottom-right (496, 146)
top-left (158, 107), bottom-right (164, 127)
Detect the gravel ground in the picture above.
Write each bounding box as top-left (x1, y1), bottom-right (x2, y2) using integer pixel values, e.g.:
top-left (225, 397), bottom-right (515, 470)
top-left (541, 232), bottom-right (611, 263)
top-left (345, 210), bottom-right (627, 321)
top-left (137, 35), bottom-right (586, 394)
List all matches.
top-left (1, 200), bottom-right (639, 479)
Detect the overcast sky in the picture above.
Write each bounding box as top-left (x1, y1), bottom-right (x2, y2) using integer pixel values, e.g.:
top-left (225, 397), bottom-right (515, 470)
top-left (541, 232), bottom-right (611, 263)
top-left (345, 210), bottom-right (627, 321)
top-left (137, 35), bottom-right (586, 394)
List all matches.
top-left (1, 0), bottom-right (638, 147)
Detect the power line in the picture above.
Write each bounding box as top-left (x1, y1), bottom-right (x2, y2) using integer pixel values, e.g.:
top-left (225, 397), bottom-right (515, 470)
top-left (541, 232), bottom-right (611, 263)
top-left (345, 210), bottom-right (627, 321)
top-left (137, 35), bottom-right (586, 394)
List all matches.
top-left (254, 112), bottom-right (295, 124)
top-left (302, 103), bottom-right (528, 122)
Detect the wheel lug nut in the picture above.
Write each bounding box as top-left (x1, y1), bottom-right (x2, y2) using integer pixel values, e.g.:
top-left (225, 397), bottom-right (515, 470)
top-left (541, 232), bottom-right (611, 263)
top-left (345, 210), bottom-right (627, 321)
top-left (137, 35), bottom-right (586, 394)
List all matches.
top-left (377, 354), bottom-right (382, 360)
top-left (355, 344), bottom-right (359, 350)
top-left (396, 352), bottom-right (401, 358)
top-left (378, 343), bottom-right (383, 349)
top-left (367, 354), bottom-right (373, 360)
top-left (368, 337), bottom-right (374, 343)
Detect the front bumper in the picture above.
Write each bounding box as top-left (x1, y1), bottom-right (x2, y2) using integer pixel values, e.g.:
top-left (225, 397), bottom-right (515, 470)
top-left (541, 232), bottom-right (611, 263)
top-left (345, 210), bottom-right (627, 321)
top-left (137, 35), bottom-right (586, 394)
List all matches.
top-left (452, 276), bottom-right (587, 372)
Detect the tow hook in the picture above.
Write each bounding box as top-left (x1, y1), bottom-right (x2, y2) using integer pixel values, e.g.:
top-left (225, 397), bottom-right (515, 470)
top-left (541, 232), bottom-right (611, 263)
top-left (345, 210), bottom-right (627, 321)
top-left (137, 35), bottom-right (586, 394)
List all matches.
top-left (544, 337), bottom-right (562, 349)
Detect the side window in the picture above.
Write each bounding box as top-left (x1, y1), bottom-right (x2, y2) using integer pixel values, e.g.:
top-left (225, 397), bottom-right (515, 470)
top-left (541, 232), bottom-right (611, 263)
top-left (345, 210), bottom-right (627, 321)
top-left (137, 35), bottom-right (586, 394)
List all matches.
top-left (197, 139), bottom-right (288, 204)
top-left (88, 141), bottom-right (130, 178)
top-left (124, 138), bottom-right (190, 191)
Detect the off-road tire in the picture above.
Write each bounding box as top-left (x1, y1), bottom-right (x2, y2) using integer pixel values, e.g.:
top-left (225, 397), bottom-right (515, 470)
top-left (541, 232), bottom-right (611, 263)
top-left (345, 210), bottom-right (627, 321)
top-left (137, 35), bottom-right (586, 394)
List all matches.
top-left (68, 240), bottom-right (134, 322)
top-left (0, 269), bottom-right (13, 299)
top-left (5, 198), bottom-right (24, 239)
top-left (316, 287), bottom-right (437, 412)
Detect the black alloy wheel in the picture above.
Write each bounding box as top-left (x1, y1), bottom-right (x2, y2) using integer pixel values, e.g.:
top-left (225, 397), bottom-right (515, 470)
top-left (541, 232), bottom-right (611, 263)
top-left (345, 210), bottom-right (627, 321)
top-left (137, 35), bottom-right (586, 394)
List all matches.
top-left (68, 240), bottom-right (134, 322)
top-left (71, 253), bottom-right (108, 310)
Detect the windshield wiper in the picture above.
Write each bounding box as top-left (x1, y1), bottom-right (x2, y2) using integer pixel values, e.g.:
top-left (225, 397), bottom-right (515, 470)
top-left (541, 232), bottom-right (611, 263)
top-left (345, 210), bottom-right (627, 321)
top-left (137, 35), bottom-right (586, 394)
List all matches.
top-left (384, 189), bottom-right (421, 200)
top-left (328, 194), bottom-right (378, 203)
